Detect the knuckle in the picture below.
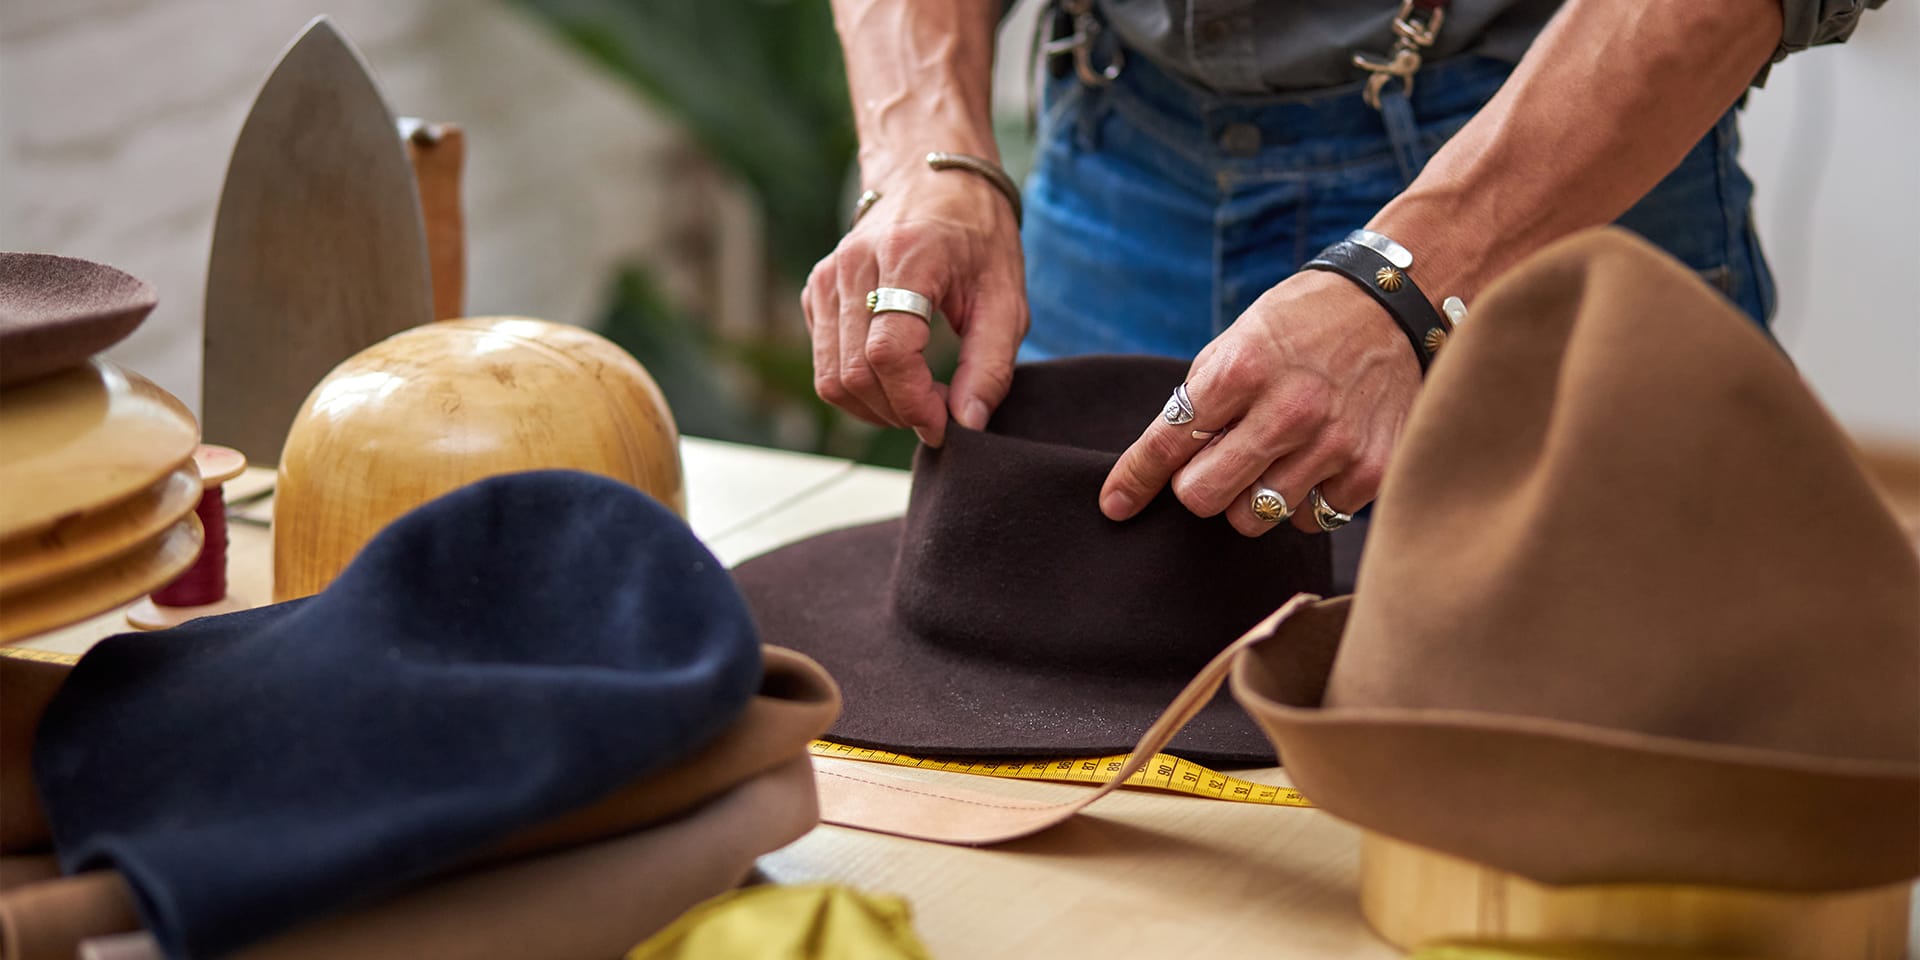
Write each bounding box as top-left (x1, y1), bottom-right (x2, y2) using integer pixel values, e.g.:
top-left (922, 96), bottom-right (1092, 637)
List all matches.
top-left (1318, 425), bottom-right (1360, 462)
top-left (1228, 511), bottom-right (1269, 538)
top-left (972, 357), bottom-right (1015, 396)
top-left (840, 361), bottom-right (877, 395)
top-left (1284, 380), bottom-right (1334, 426)
top-left (865, 328), bottom-right (916, 370)
top-left (874, 230), bottom-right (920, 268)
top-left (1117, 452), bottom-right (1162, 495)
top-left (814, 375), bottom-right (848, 406)
top-left (1347, 459), bottom-right (1388, 499)
top-left (1172, 473), bottom-right (1216, 515)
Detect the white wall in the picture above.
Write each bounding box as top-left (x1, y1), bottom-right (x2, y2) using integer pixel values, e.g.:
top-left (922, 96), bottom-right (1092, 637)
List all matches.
top-left (1721, 3), bottom-right (1918, 445)
top-left (0, 0), bottom-right (693, 416)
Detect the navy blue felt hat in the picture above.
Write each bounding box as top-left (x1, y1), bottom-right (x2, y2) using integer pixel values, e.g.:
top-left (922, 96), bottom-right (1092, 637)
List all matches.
top-left (33, 470), bottom-right (764, 959)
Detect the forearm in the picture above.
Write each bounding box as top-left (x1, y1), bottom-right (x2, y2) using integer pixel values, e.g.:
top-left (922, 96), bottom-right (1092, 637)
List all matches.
top-left (1370, 0), bottom-right (1783, 304)
top-left (832, 0), bottom-right (1002, 187)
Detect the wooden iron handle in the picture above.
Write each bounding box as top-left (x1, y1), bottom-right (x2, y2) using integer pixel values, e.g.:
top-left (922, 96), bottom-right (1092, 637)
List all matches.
top-left (400, 120), bottom-right (466, 321)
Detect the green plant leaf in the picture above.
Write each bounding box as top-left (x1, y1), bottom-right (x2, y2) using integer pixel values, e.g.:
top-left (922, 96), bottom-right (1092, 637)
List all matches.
top-left (510, 0), bottom-right (858, 282)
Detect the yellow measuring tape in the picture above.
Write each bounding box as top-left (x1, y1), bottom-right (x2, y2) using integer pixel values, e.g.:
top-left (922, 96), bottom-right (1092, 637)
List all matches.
top-left (807, 740), bottom-right (1313, 808)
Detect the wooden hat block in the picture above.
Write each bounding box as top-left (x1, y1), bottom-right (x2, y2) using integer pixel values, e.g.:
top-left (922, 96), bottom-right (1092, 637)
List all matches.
top-left (271, 316), bottom-right (684, 602)
top-left (0, 359), bottom-right (204, 644)
top-left (1359, 831), bottom-right (1911, 958)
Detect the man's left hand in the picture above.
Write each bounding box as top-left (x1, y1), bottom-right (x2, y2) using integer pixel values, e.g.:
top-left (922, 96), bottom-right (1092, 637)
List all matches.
top-left (1099, 270), bottom-right (1422, 536)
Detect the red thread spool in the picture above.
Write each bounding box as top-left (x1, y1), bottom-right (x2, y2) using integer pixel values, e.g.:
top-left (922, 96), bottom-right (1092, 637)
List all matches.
top-left (127, 445), bottom-right (249, 630)
top-left (152, 483), bottom-right (227, 605)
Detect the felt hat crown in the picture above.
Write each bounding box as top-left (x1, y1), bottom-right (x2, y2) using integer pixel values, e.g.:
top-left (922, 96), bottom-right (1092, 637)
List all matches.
top-left (737, 355), bottom-right (1333, 764)
top-left (1231, 229), bottom-right (1920, 891)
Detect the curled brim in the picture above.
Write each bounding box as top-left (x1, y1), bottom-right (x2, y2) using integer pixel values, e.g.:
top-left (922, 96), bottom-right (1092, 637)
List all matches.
top-left (1230, 598), bottom-right (1920, 892)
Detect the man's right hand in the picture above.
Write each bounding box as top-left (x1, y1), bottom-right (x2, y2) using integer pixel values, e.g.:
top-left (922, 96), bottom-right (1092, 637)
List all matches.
top-left (802, 166), bottom-right (1028, 447)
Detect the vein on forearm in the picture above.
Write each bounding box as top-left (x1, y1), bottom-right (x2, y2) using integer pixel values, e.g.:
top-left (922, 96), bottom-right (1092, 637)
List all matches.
top-left (833, 0), bottom-right (1002, 184)
top-left (1372, 0), bottom-right (1784, 298)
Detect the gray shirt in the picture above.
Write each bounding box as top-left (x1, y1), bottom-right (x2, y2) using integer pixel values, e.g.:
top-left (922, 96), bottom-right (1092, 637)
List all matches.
top-left (1094, 0), bottom-right (1885, 93)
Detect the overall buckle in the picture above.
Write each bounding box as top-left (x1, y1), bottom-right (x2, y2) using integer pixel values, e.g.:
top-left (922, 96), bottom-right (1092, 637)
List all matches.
top-left (1043, 0), bottom-right (1124, 87)
top-left (1354, 0), bottom-right (1446, 110)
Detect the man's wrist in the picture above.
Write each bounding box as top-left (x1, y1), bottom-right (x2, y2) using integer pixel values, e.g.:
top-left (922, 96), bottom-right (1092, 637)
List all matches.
top-left (1366, 198), bottom-right (1505, 313)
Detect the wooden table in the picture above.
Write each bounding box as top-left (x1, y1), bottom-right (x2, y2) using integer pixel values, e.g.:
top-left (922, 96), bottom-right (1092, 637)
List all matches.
top-left (35, 438), bottom-right (1911, 958)
top-left (15, 437), bottom-right (1395, 957)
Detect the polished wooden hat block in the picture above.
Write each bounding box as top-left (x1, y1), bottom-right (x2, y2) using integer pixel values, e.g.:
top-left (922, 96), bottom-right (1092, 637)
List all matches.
top-left (0, 360), bottom-right (204, 644)
top-left (1360, 832), bottom-right (1911, 958)
top-left (271, 316), bottom-right (685, 602)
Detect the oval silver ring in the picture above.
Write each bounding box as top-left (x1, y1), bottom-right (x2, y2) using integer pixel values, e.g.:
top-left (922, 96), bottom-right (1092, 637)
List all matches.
top-left (1162, 382), bottom-right (1196, 426)
top-left (1309, 486), bottom-right (1353, 532)
top-left (866, 287), bottom-right (933, 324)
top-left (1250, 487), bottom-right (1292, 524)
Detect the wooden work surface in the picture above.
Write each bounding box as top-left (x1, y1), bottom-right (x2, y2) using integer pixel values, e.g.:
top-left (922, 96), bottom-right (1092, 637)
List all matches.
top-left (28, 437), bottom-right (1916, 958)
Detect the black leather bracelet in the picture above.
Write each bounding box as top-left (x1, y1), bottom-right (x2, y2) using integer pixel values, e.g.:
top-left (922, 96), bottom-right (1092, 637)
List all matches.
top-left (1303, 239), bottom-right (1450, 373)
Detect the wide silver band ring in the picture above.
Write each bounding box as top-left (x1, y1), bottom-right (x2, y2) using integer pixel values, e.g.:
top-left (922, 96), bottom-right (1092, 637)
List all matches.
top-left (1162, 383), bottom-right (1195, 426)
top-left (1250, 487), bottom-right (1292, 525)
top-left (866, 287), bottom-right (933, 324)
top-left (1309, 486), bottom-right (1353, 532)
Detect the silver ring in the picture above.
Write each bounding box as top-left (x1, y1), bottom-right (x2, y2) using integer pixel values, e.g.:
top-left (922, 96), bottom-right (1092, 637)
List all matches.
top-left (1309, 486), bottom-right (1353, 532)
top-left (865, 287), bottom-right (932, 324)
top-left (1250, 487), bottom-right (1292, 524)
top-left (1162, 383), bottom-right (1195, 426)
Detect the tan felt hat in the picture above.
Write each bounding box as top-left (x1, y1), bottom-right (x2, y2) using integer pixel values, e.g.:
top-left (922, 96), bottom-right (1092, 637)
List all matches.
top-left (1231, 228), bottom-right (1919, 892)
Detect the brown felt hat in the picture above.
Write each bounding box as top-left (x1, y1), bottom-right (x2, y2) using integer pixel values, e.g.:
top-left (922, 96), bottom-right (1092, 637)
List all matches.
top-left (1229, 228), bottom-right (1920, 892)
top-left (734, 356), bottom-right (1334, 765)
top-left (0, 254), bottom-right (156, 388)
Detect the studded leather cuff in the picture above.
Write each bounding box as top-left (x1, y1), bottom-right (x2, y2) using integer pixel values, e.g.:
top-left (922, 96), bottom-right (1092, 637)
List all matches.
top-left (1303, 235), bottom-right (1451, 373)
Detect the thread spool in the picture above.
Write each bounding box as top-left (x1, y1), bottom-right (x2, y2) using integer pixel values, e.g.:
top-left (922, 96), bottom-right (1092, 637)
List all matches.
top-left (126, 445), bottom-right (249, 630)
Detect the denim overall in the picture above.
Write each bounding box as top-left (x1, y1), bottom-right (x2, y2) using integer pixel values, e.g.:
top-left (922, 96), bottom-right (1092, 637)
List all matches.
top-left (1019, 46), bottom-right (1777, 362)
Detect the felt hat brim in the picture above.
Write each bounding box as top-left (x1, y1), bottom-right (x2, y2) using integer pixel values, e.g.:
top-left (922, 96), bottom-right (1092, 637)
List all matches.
top-left (1229, 598), bottom-right (1920, 892)
top-left (735, 519), bottom-right (1290, 767)
top-left (0, 254), bottom-right (157, 388)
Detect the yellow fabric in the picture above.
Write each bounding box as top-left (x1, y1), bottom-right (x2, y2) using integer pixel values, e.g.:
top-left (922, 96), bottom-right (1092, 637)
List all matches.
top-left (625, 884), bottom-right (932, 960)
top-left (1413, 942), bottom-right (1773, 960)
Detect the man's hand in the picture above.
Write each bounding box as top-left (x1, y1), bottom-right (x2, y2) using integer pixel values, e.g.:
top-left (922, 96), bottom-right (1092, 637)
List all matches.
top-left (1100, 270), bottom-right (1421, 535)
top-left (803, 169), bottom-right (1027, 447)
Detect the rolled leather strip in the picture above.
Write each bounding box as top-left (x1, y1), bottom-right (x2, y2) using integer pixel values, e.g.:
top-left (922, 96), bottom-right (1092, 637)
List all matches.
top-left (0, 871), bottom-right (142, 960)
top-left (1302, 239), bottom-right (1448, 372)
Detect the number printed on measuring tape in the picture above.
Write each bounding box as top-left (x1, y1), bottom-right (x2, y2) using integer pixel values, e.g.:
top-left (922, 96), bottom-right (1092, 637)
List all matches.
top-left (806, 740), bottom-right (1313, 808)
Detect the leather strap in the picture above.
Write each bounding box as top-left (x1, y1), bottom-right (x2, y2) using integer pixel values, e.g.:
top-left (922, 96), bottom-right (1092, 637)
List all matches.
top-left (812, 595), bottom-right (1318, 845)
top-left (1303, 240), bottom-right (1449, 373)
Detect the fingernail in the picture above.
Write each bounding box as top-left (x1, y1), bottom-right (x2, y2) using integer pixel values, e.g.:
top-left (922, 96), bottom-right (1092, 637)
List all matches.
top-left (914, 426), bottom-right (940, 448)
top-left (1100, 491), bottom-right (1131, 519)
top-left (961, 399), bottom-right (990, 431)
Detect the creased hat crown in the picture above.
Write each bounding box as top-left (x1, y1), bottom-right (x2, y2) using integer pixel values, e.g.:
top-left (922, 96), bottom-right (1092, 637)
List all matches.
top-left (1340, 229), bottom-right (1919, 764)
